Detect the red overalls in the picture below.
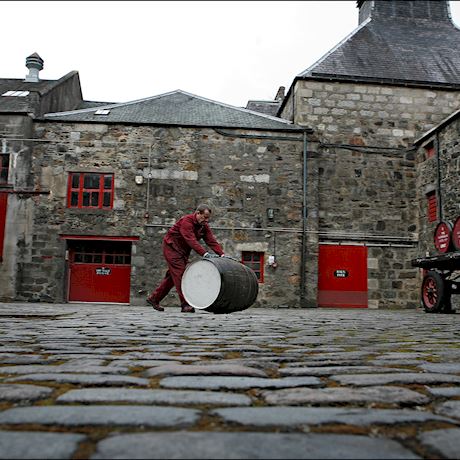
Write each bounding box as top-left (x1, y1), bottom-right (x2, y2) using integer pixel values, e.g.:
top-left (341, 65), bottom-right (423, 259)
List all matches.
top-left (149, 213), bottom-right (224, 306)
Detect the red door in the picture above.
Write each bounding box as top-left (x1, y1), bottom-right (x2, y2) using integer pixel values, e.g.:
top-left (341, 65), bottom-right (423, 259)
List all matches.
top-left (0, 193), bottom-right (7, 261)
top-left (318, 244), bottom-right (368, 308)
top-left (68, 240), bottom-right (132, 303)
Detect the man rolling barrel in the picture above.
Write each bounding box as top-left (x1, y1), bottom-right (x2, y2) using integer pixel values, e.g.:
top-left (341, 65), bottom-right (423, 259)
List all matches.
top-left (146, 204), bottom-right (225, 313)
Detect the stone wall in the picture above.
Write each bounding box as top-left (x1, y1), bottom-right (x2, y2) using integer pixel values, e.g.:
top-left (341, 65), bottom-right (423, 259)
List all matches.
top-left (415, 116), bottom-right (460, 309)
top-left (415, 117), bottom-right (460, 253)
top-left (13, 122), bottom-right (318, 307)
top-left (279, 79), bottom-right (460, 308)
top-left (0, 115), bottom-right (35, 301)
top-left (285, 80), bottom-right (460, 146)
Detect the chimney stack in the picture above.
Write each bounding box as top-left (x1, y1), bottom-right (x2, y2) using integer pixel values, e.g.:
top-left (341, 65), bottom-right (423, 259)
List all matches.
top-left (24, 53), bottom-right (44, 82)
top-left (275, 86), bottom-right (285, 101)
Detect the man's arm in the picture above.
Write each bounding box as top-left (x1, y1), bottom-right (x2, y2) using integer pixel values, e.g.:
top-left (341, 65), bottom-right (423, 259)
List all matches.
top-left (202, 224), bottom-right (224, 256)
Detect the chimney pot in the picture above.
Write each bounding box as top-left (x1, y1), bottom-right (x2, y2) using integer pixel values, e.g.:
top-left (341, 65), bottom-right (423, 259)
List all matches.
top-left (24, 53), bottom-right (44, 82)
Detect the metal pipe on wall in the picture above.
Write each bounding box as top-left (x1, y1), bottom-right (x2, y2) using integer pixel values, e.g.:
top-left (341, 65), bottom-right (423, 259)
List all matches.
top-left (300, 130), bottom-right (308, 307)
top-left (435, 132), bottom-right (444, 222)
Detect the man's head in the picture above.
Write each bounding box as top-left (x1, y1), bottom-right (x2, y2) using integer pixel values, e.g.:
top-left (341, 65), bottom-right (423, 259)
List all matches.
top-left (195, 204), bottom-right (212, 224)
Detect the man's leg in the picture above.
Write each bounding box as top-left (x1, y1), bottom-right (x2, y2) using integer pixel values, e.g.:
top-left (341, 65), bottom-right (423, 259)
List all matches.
top-left (165, 252), bottom-right (188, 305)
top-left (151, 269), bottom-right (175, 302)
top-left (147, 243), bottom-right (176, 311)
top-left (164, 246), bottom-right (194, 312)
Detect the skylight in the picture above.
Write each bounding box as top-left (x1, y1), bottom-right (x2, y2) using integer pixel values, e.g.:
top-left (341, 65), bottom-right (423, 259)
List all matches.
top-left (2, 90), bottom-right (30, 97)
top-left (95, 109), bottom-right (110, 115)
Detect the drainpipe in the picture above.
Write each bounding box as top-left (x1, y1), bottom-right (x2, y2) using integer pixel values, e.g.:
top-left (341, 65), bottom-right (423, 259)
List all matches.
top-left (145, 144), bottom-right (153, 218)
top-left (300, 130), bottom-right (308, 307)
top-left (435, 132), bottom-right (443, 222)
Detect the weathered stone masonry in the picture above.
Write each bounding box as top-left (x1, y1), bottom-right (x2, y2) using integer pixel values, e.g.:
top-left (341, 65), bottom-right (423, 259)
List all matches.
top-left (16, 122), bottom-right (318, 307)
top-left (281, 80), bottom-right (460, 309)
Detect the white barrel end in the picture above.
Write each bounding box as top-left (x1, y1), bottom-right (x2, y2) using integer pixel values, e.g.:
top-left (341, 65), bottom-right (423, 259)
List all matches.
top-left (182, 260), bottom-right (222, 309)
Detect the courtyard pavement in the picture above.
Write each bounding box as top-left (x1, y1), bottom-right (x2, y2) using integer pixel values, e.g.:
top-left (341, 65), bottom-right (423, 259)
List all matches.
top-left (0, 302), bottom-right (459, 459)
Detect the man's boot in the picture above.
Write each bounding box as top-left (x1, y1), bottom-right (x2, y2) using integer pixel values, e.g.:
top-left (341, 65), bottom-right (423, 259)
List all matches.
top-left (147, 296), bottom-right (164, 312)
top-left (181, 303), bottom-right (195, 313)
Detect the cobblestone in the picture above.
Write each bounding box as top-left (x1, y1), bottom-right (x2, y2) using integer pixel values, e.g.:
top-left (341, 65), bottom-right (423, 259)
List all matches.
top-left (261, 386), bottom-right (430, 405)
top-left (0, 431), bottom-right (86, 459)
top-left (0, 384), bottom-right (53, 401)
top-left (56, 388), bottom-right (252, 406)
top-left (0, 303), bottom-right (460, 459)
top-left (91, 432), bottom-right (420, 459)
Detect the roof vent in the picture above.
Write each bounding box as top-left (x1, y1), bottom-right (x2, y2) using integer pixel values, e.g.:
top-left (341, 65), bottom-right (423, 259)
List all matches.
top-left (24, 53), bottom-right (44, 83)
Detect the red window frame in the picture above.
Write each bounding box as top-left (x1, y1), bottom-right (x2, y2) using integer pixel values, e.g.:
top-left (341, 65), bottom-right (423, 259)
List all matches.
top-left (0, 154), bottom-right (9, 184)
top-left (241, 251), bottom-right (264, 283)
top-left (424, 141), bottom-right (435, 159)
top-left (70, 241), bottom-right (131, 265)
top-left (427, 191), bottom-right (437, 223)
top-left (67, 172), bottom-right (114, 209)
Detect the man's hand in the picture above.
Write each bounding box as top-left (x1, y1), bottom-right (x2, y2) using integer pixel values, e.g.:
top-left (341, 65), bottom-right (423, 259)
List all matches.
top-left (203, 252), bottom-right (219, 259)
top-left (220, 254), bottom-right (238, 261)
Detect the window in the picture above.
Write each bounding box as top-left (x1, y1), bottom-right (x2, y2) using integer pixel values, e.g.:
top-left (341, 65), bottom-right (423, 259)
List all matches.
top-left (95, 109), bottom-right (110, 115)
top-left (1, 90), bottom-right (30, 97)
top-left (424, 141), bottom-right (435, 159)
top-left (241, 251), bottom-right (264, 282)
top-left (427, 190), bottom-right (437, 223)
top-left (0, 154), bottom-right (9, 183)
top-left (70, 241), bottom-right (131, 265)
top-left (67, 172), bottom-right (114, 209)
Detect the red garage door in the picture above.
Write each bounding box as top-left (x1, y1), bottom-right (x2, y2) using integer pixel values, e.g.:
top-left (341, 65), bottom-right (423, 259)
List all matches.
top-left (318, 244), bottom-right (368, 308)
top-left (0, 193), bottom-right (7, 262)
top-left (68, 240), bottom-right (132, 303)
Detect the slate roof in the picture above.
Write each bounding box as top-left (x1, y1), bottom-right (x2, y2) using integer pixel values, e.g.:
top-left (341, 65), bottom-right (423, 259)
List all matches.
top-left (43, 90), bottom-right (303, 131)
top-left (298, 0), bottom-right (460, 88)
top-left (0, 72), bottom-right (78, 113)
top-left (77, 100), bottom-right (117, 109)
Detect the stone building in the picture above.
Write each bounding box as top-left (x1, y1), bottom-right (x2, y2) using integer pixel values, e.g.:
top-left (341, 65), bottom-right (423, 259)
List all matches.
top-left (414, 110), bottom-right (460, 256)
top-left (1, 0), bottom-right (459, 309)
top-left (1, 80), bottom-right (315, 307)
top-left (275, 0), bottom-right (460, 309)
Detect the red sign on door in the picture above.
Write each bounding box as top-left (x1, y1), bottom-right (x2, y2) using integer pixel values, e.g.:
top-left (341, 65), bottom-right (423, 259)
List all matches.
top-left (318, 244), bottom-right (368, 308)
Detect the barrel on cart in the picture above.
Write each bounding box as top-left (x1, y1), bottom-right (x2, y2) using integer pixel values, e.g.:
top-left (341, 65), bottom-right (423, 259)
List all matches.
top-left (181, 256), bottom-right (259, 314)
top-left (412, 216), bottom-right (460, 313)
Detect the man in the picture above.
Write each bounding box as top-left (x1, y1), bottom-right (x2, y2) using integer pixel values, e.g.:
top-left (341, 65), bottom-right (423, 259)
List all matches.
top-left (147, 204), bottom-right (225, 313)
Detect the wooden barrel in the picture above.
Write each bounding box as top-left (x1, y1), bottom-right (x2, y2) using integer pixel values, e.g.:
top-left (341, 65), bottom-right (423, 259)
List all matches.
top-left (452, 216), bottom-right (460, 252)
top-left (181, 257), bottom-right (258, 314)
top-left (433, 221), bottom-right (453, 253)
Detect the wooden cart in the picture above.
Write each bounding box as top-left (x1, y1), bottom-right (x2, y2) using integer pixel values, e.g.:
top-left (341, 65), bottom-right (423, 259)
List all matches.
top-left (411, 252), bottom-right (460, 313)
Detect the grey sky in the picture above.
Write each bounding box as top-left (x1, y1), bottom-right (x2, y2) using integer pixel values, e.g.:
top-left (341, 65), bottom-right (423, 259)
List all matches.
top-left (3, 1), bottom-right (460, 108)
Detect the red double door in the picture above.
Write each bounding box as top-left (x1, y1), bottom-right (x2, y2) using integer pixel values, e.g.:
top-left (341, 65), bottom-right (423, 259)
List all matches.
top-left (0, 193), bottom-right (7, 261)
top-left (318, 244), bottom-right (368, 308)
top-left (67, 240), bottom-right (132, 303)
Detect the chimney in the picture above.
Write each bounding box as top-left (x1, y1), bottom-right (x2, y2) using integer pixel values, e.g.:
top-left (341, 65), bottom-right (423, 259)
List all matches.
top-left (357, 1), bottom-right (451, 25)
top-left (274, 86), bottom-right (285, 102)
top-left (24, 53), bottom-right (44, 82)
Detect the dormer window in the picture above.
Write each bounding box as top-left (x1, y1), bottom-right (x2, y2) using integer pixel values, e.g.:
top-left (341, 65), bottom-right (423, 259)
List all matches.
top-left (1, 90), bottom-right (30, 97)
top-left (95, 109), bottom-right (110, 115)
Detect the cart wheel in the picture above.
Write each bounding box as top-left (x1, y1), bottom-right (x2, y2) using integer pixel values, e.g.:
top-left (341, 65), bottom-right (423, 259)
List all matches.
top-left (421, 271), bottom-right (445, 313)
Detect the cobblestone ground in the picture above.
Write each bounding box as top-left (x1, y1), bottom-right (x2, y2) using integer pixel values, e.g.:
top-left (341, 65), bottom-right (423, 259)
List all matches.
top-left (0, 303), bottom-right (459, 459)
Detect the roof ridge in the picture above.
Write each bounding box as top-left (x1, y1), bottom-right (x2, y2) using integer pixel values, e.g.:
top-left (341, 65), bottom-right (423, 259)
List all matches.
top-left (44, 90), bottom-right (181, 117)
top-left (45, 88), bottom-right (294, 125)
top-left (176, 89), bottom-right (294, 125)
